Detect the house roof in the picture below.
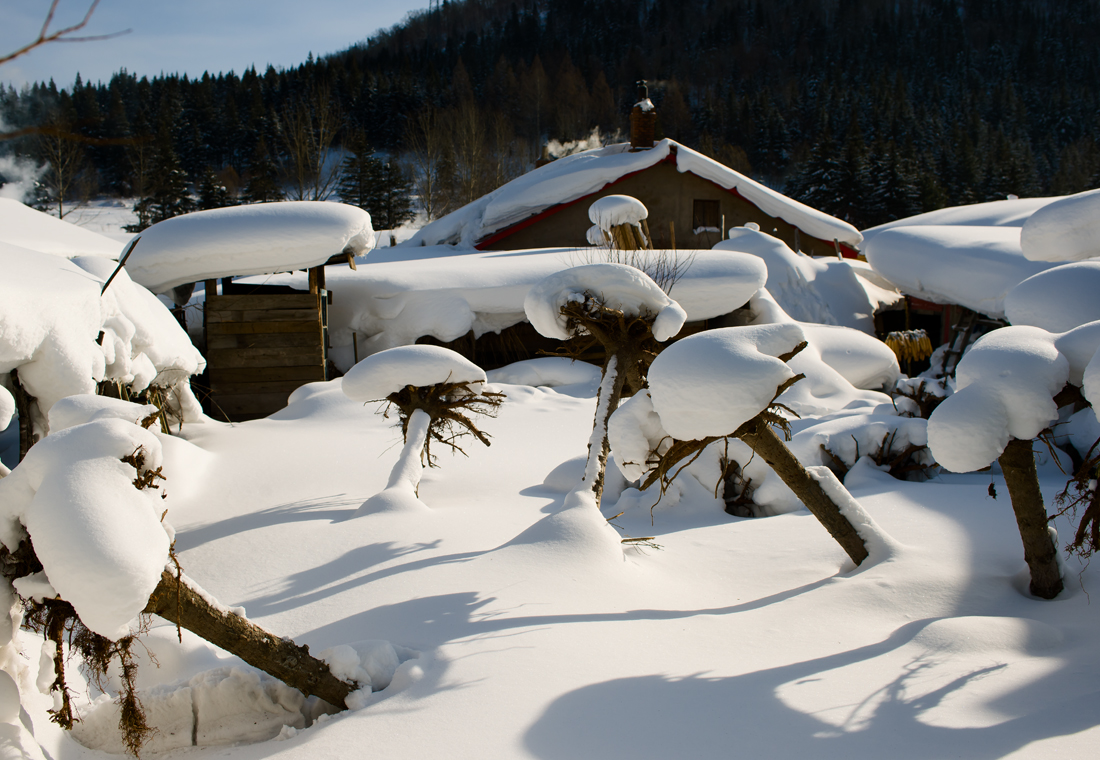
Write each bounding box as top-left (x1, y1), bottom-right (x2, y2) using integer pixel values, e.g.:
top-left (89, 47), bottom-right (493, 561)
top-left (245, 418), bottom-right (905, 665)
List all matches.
top-left (402, 139), bottom-right (863, 250)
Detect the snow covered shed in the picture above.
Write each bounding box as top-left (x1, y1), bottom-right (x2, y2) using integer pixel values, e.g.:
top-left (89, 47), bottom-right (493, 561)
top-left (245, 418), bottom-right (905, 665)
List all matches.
top-left (404, 139), bottom-right (863, 258)
top-left (125, 202), bottom-right (374, 420)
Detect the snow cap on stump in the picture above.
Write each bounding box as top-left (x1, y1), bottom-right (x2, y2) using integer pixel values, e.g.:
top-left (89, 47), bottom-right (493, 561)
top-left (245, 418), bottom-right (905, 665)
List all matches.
top-left (342, 344), bottom-right (487, 402)
top-left (588, 195), bottom-right (648, 231)
top-left (647, 323), bottom-right (807, 441)
top-left (524, 263), bottom-right (687, 342)
top-left (927, 326), bottom-right (1069, 472)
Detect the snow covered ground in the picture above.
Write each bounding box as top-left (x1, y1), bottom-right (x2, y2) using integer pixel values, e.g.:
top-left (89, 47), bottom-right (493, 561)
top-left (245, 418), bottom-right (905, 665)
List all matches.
top-left (2, 198), bottom-right (1100, 759)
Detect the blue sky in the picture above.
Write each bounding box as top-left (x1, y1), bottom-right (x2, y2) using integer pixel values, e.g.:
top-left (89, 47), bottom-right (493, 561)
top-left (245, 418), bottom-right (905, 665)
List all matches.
top-left (1, 0), bottom-right (429, 89)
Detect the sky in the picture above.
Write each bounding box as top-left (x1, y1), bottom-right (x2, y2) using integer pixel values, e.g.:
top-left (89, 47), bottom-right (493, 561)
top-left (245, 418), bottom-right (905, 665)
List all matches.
top-left (0, 0), bottom-right (430, 90)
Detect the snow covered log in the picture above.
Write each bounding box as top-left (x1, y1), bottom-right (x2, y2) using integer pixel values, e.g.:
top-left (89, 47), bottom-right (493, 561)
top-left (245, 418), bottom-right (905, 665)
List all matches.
top-left (143, 571), bottom-right (354, 709)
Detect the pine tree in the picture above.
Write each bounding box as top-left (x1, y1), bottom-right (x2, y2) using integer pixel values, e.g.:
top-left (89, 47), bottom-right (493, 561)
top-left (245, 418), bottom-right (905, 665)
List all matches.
top-left (337, 131), bottom-right (414, 230)
top-left (126, 125), bottom-right (195, 232)
top-left (242, 136), bottom-right (284, 203)
top-left (197, 167), bottom-right (234, 210)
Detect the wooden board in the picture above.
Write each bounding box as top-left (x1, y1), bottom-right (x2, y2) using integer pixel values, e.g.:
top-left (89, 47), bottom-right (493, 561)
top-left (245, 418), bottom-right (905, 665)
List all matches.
top-left (204, 291), bottom-right (327, 421)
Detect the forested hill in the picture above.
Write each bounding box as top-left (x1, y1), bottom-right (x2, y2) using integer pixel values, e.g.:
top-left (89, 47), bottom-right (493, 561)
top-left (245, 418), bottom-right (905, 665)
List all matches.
top-left (3, 0), bottom-right (1099, 230)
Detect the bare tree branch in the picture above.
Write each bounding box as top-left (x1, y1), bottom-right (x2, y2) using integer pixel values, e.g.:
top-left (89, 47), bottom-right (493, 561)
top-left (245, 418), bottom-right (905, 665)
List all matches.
top-left (0, 0), bottom-right (130, 68)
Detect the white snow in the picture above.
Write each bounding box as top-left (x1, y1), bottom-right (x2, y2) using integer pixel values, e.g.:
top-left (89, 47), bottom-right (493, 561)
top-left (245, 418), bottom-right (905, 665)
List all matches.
top-left (250, 248), bottom-right (765, 370)
top-left (342, 344), bottom-right (487, 402)
top-left (124, 201), bottom-right (375, 294)
top-left (716, 227), bottom-right (902, 333)
top-left (860, 196), bottom-right (1063, 246)
top-left (862, 225), bottom-right (1054, 317)
top-left (588, 194), bottom-right (648, 229)
top-left (1005, 260), bottom-right (1100, 332)
top-left (405, 140), bottom-right (862, 249)
top-left (927, 326), bottom-right (1069, 472)
top-left (0, 245), bottom-right (205, 427)
top-left (646, 323), bottom-right (805, 440)
top-left (0, 418), bottom-right (170, 639)
top-left (485, 357), bottom-right (600, 388)
top-left (0, 199), bottom-right (123, 259)
top-left (1020, 188), bottom-right (1100, 262)
top-left (524, 263), bottom-right (688, 342)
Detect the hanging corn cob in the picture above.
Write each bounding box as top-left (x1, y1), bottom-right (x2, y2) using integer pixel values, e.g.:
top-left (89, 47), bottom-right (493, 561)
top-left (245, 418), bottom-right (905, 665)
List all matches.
top-left (885, 329), bottom-right (934, 363)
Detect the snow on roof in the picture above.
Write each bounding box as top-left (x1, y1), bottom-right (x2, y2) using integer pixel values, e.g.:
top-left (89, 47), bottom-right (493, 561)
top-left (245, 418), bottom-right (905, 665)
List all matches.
top-left (1005, 261), bottom-right (1100, 333)
top-left (524, 263), bottom-right (687, 342)
top-left (125, 201), bottom-right (375, 294)
top-left (860, 196), bottom-right (1063, 248)
top-left (1020, 188), bottom-right (1100, 263)
top-left (0, 198), bottom-right (124, 259)
top-left (715, 228), bottom-right (901, 333)
top-left (404, 140), bottom-right (862, 249)
top-left (863, 225), bottom-right (1055, 318)
top-left (246, 247), bottom-right (767, 370)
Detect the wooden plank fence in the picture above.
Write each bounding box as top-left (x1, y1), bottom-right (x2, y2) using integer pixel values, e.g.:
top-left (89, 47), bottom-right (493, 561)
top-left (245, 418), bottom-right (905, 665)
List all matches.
top-left (204, 292), bottom-right (327, 421)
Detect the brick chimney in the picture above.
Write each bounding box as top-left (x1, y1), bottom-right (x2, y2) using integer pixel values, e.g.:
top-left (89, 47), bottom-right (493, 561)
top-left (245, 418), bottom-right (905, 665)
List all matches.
top-left (630, 80), bottom-right (656, 151)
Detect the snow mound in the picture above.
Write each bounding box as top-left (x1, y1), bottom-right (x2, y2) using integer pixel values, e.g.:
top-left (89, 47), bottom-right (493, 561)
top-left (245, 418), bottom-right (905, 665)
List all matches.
top-left (125, 201), bottom-right (374, 293)
top-left (487, 358), bottom-right (600, 388)
top-left (0, 418), bottom-right (171, 639)
top-left (1020, 188), bottom-right (1100, 262)
top-left (860, 196), bottom-right (1061, 246)
top-left (1053, 321), bottom-right (1100, 385)
top-left (1005, 261), bottom-right (1100, 332)
top-left (588, 194), bottom-right (648, 229)
top-left (47, 395), bottom-right (158, 433)
top-left (0, 198), bottom-right (122, 259)
top-left (647, 323), bottom-right (805, 441)
top-left (0, 386), bottom-right (13, 434)
top-left (342, 345), bottom-right (486, 401)
top-left (524, 263), bottom-right (687, 342)
top-left (927, 326), bottom-right (1069, 472)
top-left (863, 225), bottom-right (1054, 318)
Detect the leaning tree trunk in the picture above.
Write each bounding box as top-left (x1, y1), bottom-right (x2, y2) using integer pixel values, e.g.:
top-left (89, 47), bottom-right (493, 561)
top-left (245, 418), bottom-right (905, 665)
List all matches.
top-left (735, 415), bottom-right (870, 566)
top-left (998, 438), bottom-right (1063, 599)
top-left (144, 571), bottom-right (355, 708)
top-left (583, 356), bottom-right (627, 505)
top-left (9, 370), bottom-right (39, 462)
top-left (389, 408), bottom-right (432, 496)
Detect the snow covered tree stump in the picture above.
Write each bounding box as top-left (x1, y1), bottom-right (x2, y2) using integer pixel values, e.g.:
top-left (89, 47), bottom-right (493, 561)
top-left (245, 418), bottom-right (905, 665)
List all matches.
top-left (588, 195), bottom-right (651, 251)
top-left (525, 264), bottom-right (686, 504)
top-left (609, 323), bottom-right (875, 566)
top-left (928, 326), bottom-right (1073, 599)
top-left (342, 345), bottom-right (503, 514)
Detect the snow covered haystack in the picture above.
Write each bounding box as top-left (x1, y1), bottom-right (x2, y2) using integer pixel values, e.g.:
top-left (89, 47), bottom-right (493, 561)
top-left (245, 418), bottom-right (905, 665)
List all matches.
top-left (124, 201), bottom-right (375, 294)
top-left (587, 195), bottom-right (649, 249)
top-left (343, 345), bottom-right (500, 514)
top-left (0, 246), bottom-right (206, 439)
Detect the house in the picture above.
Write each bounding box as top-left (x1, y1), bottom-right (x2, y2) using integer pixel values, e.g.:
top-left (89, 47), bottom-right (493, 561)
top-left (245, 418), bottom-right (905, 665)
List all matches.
top-left (404, 139), bottom-right (863, 258)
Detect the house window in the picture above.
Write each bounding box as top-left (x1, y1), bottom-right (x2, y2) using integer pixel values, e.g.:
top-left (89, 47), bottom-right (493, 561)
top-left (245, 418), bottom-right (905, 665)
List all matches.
top-left (692, 199), bottom-right (721, 234)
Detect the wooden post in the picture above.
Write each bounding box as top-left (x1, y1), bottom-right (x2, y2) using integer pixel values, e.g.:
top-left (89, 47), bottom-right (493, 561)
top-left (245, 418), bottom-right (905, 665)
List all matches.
top-left (9, 370), bottom-right (38, 462)
top-left (669, 221), bottom-right (676, 250)
top-left (640, 219), bottom-right (654, 249)
top-left (833, 238), bottom-right (842, 259)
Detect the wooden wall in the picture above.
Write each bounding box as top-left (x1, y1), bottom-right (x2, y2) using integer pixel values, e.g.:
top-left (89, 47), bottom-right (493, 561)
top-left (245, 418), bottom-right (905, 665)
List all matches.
top-left (204, 292), bottom-right (326, 421)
